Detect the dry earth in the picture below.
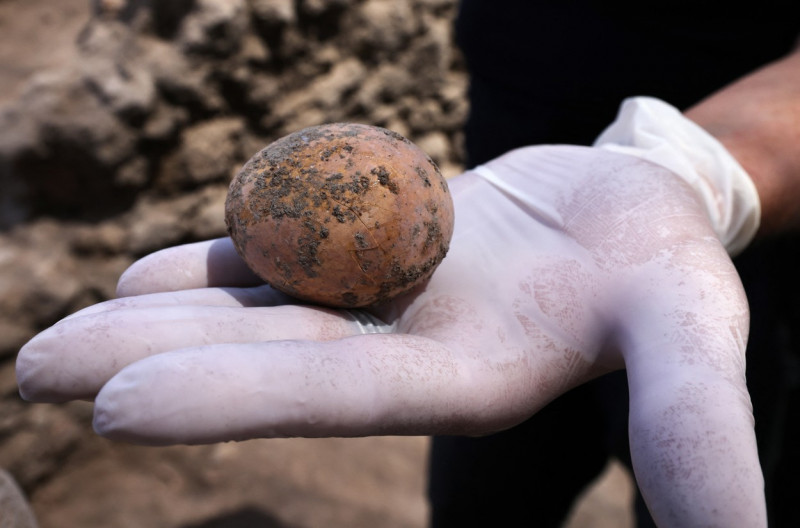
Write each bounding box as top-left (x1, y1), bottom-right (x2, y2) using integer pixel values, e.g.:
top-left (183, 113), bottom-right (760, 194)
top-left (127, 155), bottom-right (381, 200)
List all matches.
top-left (0, 1), bottom-right (634, 526)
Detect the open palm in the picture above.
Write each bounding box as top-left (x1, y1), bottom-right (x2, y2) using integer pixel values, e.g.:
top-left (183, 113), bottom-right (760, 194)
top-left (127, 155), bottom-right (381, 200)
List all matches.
top-left (17, 145), bottom-right (764, 527)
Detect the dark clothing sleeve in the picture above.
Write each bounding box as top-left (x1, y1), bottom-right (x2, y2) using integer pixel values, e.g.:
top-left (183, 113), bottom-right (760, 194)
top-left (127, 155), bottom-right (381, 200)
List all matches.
top-left (455, 0), bottom-right (800, 165)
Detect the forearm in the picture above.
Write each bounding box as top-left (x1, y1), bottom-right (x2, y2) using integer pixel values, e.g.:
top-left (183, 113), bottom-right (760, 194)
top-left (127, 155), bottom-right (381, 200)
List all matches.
top-left (685, 45), bottom-right (800, 237)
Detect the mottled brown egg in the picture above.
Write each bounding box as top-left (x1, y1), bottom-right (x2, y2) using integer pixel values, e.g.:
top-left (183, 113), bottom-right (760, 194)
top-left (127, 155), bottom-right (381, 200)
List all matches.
top-left (224, 123), bottom-right (455, 308)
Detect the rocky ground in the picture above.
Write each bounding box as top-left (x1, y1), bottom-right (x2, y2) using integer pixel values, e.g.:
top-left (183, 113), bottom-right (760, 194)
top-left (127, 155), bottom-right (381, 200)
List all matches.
top-left (0, 0), bottom-right (634, 526)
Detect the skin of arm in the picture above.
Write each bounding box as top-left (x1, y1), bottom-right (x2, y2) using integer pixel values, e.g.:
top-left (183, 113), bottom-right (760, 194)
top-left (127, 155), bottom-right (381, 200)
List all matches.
top-left (685, 45), bottom-right (800, 236)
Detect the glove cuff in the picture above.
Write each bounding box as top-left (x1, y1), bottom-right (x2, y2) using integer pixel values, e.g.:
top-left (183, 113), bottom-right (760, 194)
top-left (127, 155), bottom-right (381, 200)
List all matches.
top-left (594, 97), bottom-right (761, 256)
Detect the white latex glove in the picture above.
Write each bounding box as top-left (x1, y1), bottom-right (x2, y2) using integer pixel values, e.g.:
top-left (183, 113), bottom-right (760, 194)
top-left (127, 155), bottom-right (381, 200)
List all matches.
top-left (17, 145), bottom-right (764, 527)
top-left (595, 96), bottom-right (761, 255)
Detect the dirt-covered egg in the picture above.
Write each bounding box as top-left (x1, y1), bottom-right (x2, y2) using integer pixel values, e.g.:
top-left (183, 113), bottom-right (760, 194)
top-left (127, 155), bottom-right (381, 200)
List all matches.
top-left (225, 123), bottom-right (455, 308)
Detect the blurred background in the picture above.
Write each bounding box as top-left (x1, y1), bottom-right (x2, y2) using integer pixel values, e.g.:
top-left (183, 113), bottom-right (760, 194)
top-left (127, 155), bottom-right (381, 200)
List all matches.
top-left (0, 1), bottom-right (633, 526)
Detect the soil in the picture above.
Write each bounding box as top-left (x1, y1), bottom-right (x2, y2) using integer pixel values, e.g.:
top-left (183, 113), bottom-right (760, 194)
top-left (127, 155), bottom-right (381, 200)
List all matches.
top-left (0, 0), bottom-right (635, 526)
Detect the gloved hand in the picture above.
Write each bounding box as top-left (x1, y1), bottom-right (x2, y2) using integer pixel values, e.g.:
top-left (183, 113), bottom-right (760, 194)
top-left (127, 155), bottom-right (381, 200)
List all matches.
top-left (16, 104), bottom-right (765, 526)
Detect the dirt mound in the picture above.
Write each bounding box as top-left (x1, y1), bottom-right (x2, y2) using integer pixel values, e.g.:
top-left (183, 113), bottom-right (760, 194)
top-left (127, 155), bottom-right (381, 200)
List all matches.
top-left (0, 1), bottom-right (631, 526)
top-left (0, 1), bottom-right (460, 525)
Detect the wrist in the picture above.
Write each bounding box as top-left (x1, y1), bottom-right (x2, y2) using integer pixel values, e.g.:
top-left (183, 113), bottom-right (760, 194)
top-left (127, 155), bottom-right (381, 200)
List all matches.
top-left (594, 96), bottom-right (761, 256)
top-left (684, 48), bottom-right (800, 238)
top-left (686, 102), bottom-right (800, 238)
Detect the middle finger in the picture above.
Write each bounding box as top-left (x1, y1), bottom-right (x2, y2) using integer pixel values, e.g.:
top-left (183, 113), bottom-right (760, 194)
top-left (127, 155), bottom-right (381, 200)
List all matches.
top-left (17, 302), bottom-right (363, 403)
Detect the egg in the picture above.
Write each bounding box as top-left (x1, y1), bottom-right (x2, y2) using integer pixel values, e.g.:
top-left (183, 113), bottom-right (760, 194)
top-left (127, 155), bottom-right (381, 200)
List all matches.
top-left (225, 123), bottom-right (455, 308)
